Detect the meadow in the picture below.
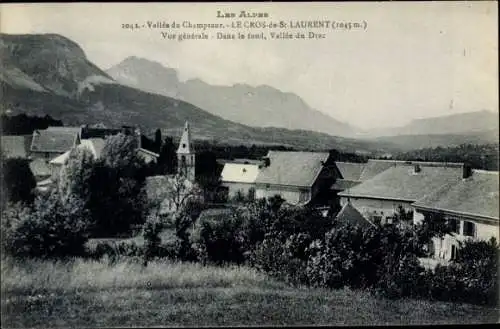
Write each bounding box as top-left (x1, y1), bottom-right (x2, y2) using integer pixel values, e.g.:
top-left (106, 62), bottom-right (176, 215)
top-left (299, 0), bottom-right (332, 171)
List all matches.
top-left (1, 256), bottom-right (498, 327)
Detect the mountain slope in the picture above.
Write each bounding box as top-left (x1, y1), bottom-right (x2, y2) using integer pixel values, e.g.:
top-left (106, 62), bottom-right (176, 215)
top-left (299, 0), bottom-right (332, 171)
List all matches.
top-left (0, 33), bottom-right (394, 154)
top-left (105, 56), bottom-right (357, 137)
top-left (364, 110), bottom-right (498, 137)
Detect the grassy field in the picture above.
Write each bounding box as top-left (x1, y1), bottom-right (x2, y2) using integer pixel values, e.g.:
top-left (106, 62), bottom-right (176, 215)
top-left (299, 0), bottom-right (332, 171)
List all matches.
top-left (1, 256), bottom-right (498, 327)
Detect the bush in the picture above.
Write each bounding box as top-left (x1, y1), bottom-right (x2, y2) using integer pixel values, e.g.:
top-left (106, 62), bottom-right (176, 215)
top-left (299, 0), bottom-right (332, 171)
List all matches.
top-left (0, 157), bottom-right (36, 207)
top-left (191, 208), bottom-right (246, 265)
top-left (1, 191), bottom-right (91, 259)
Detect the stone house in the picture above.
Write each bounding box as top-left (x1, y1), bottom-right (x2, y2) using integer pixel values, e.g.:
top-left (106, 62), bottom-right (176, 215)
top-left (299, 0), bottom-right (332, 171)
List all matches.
top-left (254, 151), bottom-right (339, 206)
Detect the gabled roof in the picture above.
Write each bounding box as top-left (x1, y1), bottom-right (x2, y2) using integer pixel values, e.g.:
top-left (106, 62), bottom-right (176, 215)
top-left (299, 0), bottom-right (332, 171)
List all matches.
top-left (331, 179), bottom-right (361, 191)
top-left (339, 164), bottom-right (463, 202)
top-left (413, 170), bottom-right (499, 221)
top-left (255, 151), bottom-right (330, 188)
top-left (0, 135), bottom-right (31, 158)
top-left (46, 126), bottom-right (82, 136)
top-left (221, 163), bottom-right (260, 184)
top-left (177, 122), bottom-right (193, 154)
top-left (336, 162), bottom-right (367, 181)
top-left (335, 202), bottom-right (375, 229)
top-left (31, 128), bottom-right (79, 153)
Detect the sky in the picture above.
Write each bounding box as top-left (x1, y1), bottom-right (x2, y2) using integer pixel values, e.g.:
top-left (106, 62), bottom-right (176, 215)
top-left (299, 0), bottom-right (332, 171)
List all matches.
top-left (1, 2), bottom-right (498, 130)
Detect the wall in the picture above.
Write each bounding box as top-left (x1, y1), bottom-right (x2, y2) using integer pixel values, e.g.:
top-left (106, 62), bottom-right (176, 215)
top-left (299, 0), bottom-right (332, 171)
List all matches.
top-left (415, 209), bottom-right (499, 261)
top-left (223, 182), bottom-right (255, 199)
top-left (340, 196), bottom-right (413, 224)
top-left (255, 184), bottom-right (310, 205)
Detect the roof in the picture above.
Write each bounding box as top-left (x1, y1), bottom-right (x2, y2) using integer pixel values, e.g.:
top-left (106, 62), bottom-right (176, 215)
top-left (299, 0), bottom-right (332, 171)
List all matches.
top-left (177, 122), bottom-right (193, 154)
top-left (31, 128), bottom-right (79, 153)
top-left (255, 151), bottom-right (330, 187)
top-left (339, 164), bottom-right (463, 202)
top-left (137, 148), bottom-right (159, 157)
top-left (331, 179), bottom-right (362, 191)
top-left (335, 202), bottom-right (375, 229)
top-left (0, 135), bottom-right (31, 158)
top-left (29, 158), bottom-right (51, 178)
top-left (46, 126), bottom-right (82, 136)
top-left (413, 170), bottom-right (499, 221)
top-left (359, 159), bottom-right (463, 181)
top-left (49, 150), bottom-right (71, 165)
top-left (335, 162), bottom-right (367, 181)
top-left (221, 163), bottom-right (260, 184)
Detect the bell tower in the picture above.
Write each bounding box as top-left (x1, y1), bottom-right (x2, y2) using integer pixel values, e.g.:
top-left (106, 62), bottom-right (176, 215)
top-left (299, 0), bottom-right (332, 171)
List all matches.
top-left (176, 121), bottom-right (195, 181)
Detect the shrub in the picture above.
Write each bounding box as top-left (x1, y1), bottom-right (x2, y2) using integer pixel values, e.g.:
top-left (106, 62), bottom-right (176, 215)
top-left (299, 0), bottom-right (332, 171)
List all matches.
top-left (191, 208), bottom-right (246, 265)
top-left (1, 191), bottom-right (91, 259)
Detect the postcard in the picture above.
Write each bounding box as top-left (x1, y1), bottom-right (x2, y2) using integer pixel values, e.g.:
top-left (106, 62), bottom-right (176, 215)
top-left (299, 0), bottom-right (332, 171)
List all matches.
top-left (1, 2), bottom-right (498, 327)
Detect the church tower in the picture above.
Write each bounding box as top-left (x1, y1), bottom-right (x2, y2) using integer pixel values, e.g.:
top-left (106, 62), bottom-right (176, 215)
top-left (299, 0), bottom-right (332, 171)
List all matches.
top-left (176, 121), bottom-right (195, 181)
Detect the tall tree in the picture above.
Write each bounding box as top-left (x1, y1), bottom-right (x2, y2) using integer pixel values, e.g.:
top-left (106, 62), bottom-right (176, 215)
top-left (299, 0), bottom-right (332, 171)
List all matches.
top-left (0, 155), bottom-right (36, 206)
top-left (154, 128), bottom-right (162, 153)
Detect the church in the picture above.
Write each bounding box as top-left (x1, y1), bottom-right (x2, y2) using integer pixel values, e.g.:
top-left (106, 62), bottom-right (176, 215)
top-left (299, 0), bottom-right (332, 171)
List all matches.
top-left (144, 121), bottom-right (201, 217)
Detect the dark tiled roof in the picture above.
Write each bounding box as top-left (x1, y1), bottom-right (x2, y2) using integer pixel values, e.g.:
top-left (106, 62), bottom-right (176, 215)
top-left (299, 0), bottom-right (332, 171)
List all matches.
top-left (1, 135), bottom-right (31, 158)
top-left (413, 170), bottom-right (499, 220)
top-left (336, 162), bottom-right (367, 181)
top-left (339, 165), bottom-right (463, 202)
top-left (335, 202), bottom-right (375, 228)
top-left (331, 179), bottom-right (362, 191)
top-left (255, 151), bottom-right (330, 187)
top-left (31, 129), bottom-right (78, 153)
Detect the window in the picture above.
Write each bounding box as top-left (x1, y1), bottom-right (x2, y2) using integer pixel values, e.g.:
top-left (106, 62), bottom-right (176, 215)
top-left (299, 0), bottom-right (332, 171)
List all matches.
top-left (448, 218), bottom-right (460, 234)
top-left (182, 143), bottom-right (186, 148)
top-left (463, 221), bottom-right (476, 237)
top-left (181, 155), bottom-right (186, 164)
top-left (451, 245), bottom-right (459, 260)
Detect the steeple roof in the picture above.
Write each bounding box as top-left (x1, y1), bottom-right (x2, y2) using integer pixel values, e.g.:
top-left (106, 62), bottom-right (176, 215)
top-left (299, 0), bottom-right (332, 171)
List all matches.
top-left (177, 121), bottom-right (193, 154)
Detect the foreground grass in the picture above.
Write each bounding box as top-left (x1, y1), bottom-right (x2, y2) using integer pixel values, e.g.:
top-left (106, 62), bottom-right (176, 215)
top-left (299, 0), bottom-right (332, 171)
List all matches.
top-left (1, 257), bottom-right (498, 327)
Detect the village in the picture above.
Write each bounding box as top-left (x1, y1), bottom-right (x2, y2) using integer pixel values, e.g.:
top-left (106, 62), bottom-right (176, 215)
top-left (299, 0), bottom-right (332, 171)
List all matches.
top-left (1, 121), bottom-right (498, 269)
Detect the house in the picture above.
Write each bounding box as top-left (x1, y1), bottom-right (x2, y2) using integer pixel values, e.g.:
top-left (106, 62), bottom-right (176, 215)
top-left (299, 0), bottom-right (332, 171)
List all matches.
top-left (330, 159), bottom-right (418, 195)
top-left (0, 135), bottom-right (32, 159)
top-left (220, 162), bottom-right (260, 199)
top-left (254, 151), bottom-right (339, 206)
top-left (412, 169), bottom-right (499, 261)
top-left (49, 138), bottom-right (106, 180)
top-left (338, 162), bottom-right (464, 224)
top-left (30, 126), bottom-right (82, 160)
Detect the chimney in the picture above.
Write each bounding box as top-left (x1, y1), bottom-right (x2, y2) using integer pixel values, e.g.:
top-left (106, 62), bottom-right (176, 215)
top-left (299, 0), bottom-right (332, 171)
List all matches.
top-left (260, 157), bottom-right (270, 168)
top-left (462, 164), bottom-right (472, 179)
top-left (413, 164), bottom-right (421, 173)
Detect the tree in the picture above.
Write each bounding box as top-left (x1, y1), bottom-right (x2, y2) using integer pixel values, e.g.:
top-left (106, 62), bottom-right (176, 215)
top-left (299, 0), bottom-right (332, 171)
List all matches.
top-left (57, 147), bottom-right (95, 202)
top-left (0, 155), bottom-right (36, 206)
top-left (1, 189), bottom-right (91, 258)
top-left (154, 128), bottom-right (162, 153)
top-left (158, 136), bottom-right (177, 175)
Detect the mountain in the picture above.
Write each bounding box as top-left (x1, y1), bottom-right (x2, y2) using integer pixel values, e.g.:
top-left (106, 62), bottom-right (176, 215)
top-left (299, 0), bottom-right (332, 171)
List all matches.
top-left (105, 56), bottom-right (357, 137)
top-left (0, 33), bottom-right (394, 154)
top-left (364, 110), bottom-right (498, 137)
top-left (372, 129), bottom-right (499, 151)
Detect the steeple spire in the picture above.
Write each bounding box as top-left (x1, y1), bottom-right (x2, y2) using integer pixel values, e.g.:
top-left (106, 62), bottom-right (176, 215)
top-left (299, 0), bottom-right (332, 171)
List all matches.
top-left (177, 121), bottom-right (193, 154)
top-left (176, 121), bottom-right (195, 181)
